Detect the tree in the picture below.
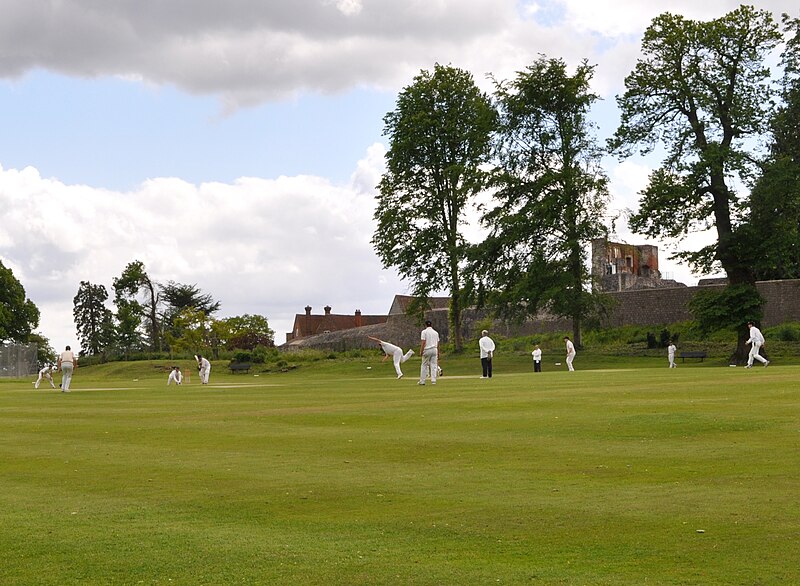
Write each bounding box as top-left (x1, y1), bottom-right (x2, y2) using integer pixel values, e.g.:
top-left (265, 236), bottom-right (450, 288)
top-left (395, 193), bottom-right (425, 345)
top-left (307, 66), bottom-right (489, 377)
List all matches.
top-left (165, 307), bottom-right (210, 357)
top-left (470, 57), bottom-right (609, 348)
top-left (221, 314), bottom-right (275, 350)
top-left (609, 6), bottom-right (781, 361)
top-left (0, 260), bottom-right (40, 343)
top-left (373, 63), bottom-right (496, 351)
top-left (28, 332), bottom-right (57, 366)
top-left (73, 281), bottom-right (115, 357)
top-left (114, 298), bottom-right (144, 359)
top-left (739, 14), bottom-right (800, 281)
top-left (113, 260), bottom-right (161, 351)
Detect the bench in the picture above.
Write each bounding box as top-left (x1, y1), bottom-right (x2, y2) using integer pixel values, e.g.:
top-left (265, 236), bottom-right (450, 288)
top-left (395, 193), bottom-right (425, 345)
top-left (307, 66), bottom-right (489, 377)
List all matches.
top-left (228, 362), bottom-right (252, 374)
top-left (679, 351), bottom-right (707, 362)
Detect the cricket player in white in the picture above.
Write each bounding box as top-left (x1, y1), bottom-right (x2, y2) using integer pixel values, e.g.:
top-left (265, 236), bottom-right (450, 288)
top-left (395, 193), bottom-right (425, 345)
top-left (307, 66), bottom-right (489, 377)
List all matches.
top-left (58, 345), bottom-right (76, 392)
top-left (34, 364), bottom-right (57, 389)
top-left (419, 320), bottom-right (440, 385)
top-left (367, 336), bottom-right (415, 378)
top-left (745, 322), bottom-right (769, 368)
top-left (197, 354), bottom-right (211, 384)
top-left (167, 366), bottom-right (183, 385)
top-left (479, 330), bottom-right (495, 378)
top-left (532, 345), bottom-right (542, 372)
top-left (564, 336), bottom-right (576, 372)
top-left (668, 343), bottom-right (677, 368)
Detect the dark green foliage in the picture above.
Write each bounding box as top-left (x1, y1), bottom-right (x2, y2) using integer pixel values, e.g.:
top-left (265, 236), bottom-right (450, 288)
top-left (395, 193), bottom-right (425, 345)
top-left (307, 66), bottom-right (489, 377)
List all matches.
top-left (113, 260), bottom-right (161, 351)
top-left (222, 314), bottom-right (274, 350)
top-left (373, 63), bottom-right (496, 351)
top-left (738, 15), bottom-right (800, 281)
top-left (73, 281), bottom-right (116, 357)
top-left (688, 283), bottom-right (764, 337)
top-left (611, 6), bottom-right (781, 286)
top-left (765, 321), bottom-right (800, 342)
top-left (0, 260), bottom-right (40, 343)
top-left (469, 57), bottom-right (608, 348)
top-left (28, 332), bottom-right (56, 366)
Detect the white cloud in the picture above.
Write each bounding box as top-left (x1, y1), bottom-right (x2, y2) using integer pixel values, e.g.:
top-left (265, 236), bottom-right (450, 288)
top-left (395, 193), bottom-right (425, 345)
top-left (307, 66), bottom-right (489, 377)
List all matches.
top-left (0, 148), bottom-right (406, 350)
top-left (0, 0), bottom-right (792, 108)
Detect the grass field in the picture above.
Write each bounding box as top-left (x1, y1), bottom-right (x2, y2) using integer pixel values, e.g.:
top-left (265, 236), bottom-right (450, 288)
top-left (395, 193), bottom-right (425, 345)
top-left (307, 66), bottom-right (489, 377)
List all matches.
top-left (1, 353), bottom-right (798, 585)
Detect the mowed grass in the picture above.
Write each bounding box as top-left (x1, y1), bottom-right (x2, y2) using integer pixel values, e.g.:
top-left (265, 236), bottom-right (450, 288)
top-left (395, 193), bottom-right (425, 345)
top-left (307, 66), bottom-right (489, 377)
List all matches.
top-left (1, 357), bottom-right (798, 585)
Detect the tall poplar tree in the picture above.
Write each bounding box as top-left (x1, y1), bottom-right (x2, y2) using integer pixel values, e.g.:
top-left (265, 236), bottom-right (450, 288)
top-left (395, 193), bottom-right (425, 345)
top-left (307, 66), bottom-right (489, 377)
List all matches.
top-left (373, 64), bottom-right (495, 351)
top-left (470, 57), bottom-right (608, 348)
top-left (73, 281), bottom-right (115, 357)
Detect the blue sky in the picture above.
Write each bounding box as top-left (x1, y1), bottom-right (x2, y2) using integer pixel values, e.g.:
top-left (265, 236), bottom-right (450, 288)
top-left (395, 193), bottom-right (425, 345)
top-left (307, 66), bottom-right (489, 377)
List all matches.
top-left (0, 0), bottom-right (794, 350)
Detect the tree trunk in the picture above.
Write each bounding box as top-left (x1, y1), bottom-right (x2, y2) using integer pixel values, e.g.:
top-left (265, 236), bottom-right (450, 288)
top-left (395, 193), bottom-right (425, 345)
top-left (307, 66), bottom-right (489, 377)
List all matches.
top-left (450, 290), bottom-right (463, 352)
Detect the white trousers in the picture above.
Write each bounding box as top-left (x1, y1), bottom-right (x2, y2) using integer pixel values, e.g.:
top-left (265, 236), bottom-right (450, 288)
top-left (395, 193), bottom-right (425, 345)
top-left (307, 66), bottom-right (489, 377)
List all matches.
top-left (35, 372), bottom-right (55, 389)
top-left (420, 348), bottom-right (438, 384)
top-left (392, 349), bottom-right (414, 377)
top-left (668, 354), bottom-right (676, 368)
top-left (566, 352), bottom-right (575, 371)
top-left (61, 363), bottom-right (74, 391)
top-left (747, 343), bottom-right (768, 366)
top-left (200, 364), bottom-right (211, 384)
top-left (167, 371), bottom-right (182, 385)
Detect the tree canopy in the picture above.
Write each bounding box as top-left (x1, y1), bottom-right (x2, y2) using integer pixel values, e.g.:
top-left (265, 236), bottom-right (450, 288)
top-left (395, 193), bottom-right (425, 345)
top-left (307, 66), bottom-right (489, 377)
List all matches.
top-left (610, 5), bottom-right (781, 284)
top-left (373, 63), bottom-right (496, 351)
top-left (73, 281), bottom-right (115, 357)
top-left (470, 57), bottom-right (609, 347)
top-left (0, 260), bottom-right (40, 343)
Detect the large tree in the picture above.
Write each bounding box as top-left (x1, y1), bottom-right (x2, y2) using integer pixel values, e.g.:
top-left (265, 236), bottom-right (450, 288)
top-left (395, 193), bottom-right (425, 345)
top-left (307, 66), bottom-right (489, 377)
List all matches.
top-left (373, 63), bottom-right (496, 351)
top-left (113, 260), bottom-right (161, 351)
top-left (609, 6), bottom-right (781, 360)
top-left (73, 281), bottom-right (115, 357)
top-left (0, 260), bottom-right (40, 343)
top-left (738, 13), bottom-right (800, 281)
top-left (222, 314), bottom-right (275, 350)
top-left (470, 57), bottom-right (609, 348)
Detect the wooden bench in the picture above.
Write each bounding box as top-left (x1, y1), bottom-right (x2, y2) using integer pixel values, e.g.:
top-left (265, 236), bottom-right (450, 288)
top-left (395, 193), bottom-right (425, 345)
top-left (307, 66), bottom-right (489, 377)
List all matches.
top-left (228, 362), bottom-right (252, 374)
top-left (679, 351), bottom-right (707, 362)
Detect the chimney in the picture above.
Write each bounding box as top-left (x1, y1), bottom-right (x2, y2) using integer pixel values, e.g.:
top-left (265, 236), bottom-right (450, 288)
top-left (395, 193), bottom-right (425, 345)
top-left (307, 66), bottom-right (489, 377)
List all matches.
top-left (355, 309), bottom-right (362, 327)
top-left (305, 305), bottom-right (312, 316)
top-left (324, 305), bottom-right (331, 315)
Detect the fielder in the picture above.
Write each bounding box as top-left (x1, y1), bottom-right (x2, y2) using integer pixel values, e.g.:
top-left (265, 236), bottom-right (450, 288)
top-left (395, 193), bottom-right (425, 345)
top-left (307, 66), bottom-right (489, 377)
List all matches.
top-left (745, 322), bottom-right (769, 368)
top-left (167, 366), bottom-right (183, 385)
top-left (564, 336), bottom-right (576, 372)
top-left (668, 342), bottom-right (677, 368)
top-left (367, 336), bottom-right (415, 378)
top-left (34, 364), bottom-right (57, 389)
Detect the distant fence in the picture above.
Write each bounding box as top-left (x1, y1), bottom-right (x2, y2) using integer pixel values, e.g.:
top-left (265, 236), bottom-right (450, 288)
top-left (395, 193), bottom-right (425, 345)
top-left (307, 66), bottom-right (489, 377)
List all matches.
top-left (0, 343), bottom-right (38, 378)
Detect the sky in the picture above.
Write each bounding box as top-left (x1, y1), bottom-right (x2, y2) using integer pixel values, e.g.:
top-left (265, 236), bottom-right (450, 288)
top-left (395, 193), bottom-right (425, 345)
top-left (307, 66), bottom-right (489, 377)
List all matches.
top-left (0, 0), bottom-right (796, 350)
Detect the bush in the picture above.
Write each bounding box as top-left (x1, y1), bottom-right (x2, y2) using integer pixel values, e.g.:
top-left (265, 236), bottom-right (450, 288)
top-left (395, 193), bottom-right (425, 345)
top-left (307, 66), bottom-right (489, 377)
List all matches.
top-left (766, 322), bottom-right (800, 342)
top-left (233, 350), bottom-right (251, 364)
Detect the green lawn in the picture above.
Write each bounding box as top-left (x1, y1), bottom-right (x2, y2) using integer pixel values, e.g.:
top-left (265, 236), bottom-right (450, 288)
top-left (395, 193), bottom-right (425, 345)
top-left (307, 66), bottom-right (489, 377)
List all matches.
top-left (1, 356), bottom-right (798, 585)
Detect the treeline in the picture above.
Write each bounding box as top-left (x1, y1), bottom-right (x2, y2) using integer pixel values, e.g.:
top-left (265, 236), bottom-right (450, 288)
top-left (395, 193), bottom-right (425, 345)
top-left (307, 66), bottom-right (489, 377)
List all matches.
top-left (73, 260), bottom-right (274, 362)
top-left (375, 6), bottom-right (800, 363)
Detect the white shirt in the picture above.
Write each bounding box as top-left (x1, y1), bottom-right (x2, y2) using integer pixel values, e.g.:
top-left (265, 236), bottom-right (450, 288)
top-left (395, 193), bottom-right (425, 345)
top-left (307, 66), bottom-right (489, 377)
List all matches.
top-left (420, 327), bottom-right (439, 351)
top-left (532, 348), bottom-right (542, 361)
top-left (199, 357), bottom-right (211, 370)
top-left (39, 365), bottom-right (54, 375)
top-left (747, 326), bottom-right (765, 346)
top-left (479, 335), bottom-right (495, 358)
top-left (668, 344), bottom-right (676, 356)
top-left (380, 341), bottom-right (402, 356)
top-left (565, 340), bottom-right (575, 355)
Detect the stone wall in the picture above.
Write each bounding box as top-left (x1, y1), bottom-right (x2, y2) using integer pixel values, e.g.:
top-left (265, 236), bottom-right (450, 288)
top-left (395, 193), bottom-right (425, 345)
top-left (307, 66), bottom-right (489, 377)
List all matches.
top-left (282, 279), bottom-right (800, 351)
top-left (600, 279), bottom-right (800, 328)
